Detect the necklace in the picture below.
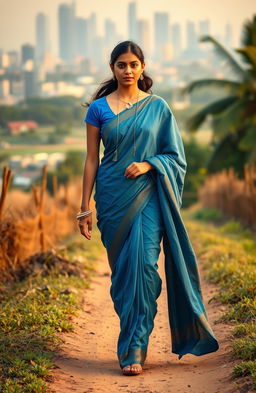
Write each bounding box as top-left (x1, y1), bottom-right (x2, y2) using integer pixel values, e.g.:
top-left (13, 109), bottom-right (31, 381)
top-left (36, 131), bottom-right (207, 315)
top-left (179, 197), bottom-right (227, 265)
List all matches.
top-left (112, 90), bottom-right (140, 161)
top-left (117, 90), bottom-right (142, 109)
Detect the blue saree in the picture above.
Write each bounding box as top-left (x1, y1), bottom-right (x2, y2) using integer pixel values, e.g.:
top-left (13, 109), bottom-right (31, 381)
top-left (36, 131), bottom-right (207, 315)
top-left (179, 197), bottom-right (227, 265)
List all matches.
top-left (91, 94), bottom-right (219, 369)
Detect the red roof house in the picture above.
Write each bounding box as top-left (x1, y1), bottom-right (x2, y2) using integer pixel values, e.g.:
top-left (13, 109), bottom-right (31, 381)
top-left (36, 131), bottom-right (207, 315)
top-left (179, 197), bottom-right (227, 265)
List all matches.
top-left (7, 121), bottom-right (38, 135)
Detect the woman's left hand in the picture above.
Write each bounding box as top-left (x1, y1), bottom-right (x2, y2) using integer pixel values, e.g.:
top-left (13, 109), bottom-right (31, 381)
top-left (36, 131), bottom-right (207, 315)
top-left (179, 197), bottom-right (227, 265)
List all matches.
top-left (124, 161), bottom-right (154, 179)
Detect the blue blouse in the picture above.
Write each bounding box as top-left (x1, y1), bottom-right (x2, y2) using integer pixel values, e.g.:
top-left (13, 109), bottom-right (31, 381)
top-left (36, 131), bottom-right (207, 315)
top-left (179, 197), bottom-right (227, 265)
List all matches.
top-left (84, 95), bottom-right (153, 130)
top-left (84, 96), bottom-right (116, 129)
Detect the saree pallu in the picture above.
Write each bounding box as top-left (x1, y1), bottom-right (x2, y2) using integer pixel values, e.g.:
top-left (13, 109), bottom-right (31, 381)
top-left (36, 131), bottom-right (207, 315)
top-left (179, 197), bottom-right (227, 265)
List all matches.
top-left (93, 94), bottom-right (219, 368)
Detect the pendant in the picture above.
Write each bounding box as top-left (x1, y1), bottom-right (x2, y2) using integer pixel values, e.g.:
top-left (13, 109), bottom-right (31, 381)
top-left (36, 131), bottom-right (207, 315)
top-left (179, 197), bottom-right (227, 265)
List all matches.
top-left (126, 102), bottom-right (133, 109)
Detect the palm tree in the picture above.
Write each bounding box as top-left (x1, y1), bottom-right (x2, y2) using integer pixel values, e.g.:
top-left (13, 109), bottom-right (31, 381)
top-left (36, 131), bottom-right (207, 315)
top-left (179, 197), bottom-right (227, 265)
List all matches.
top-left (181, 15), bottom-right (256, 176)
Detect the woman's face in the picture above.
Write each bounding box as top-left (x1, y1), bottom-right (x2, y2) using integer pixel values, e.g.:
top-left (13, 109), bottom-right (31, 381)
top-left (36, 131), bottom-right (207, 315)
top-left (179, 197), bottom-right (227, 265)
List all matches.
top-left (111, 51), bottom-right (145, 87)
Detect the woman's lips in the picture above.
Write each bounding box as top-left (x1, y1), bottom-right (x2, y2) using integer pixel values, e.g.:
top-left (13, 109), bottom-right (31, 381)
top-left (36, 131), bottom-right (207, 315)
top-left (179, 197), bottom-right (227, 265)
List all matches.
top-left (124, 77), bottom-right (133, 80)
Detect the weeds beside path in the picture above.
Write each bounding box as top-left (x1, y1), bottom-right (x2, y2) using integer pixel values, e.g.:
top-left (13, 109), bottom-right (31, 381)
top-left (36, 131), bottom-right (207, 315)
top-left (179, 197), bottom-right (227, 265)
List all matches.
top-left (184, 204), bottom-right (256, 391)
top-left (0, 227), bottom-right (104, 393)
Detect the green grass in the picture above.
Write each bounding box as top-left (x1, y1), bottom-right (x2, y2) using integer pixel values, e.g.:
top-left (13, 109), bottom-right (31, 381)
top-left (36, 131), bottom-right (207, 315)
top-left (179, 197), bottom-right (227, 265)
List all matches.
top-left (183, 206), bottom-right (256, 391)
top-left (0, 226), bottom-right (104, 393)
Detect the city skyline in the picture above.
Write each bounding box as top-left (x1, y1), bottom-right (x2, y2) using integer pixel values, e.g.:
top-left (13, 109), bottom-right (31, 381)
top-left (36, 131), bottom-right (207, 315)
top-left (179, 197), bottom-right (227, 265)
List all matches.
top-left (0, 0), bottom-right (255, 54)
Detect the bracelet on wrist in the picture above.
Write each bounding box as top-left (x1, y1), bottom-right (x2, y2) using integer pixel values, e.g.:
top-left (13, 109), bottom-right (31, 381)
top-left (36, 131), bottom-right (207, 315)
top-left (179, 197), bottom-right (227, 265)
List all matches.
top-left (76, 209), bottom-right (92, 220)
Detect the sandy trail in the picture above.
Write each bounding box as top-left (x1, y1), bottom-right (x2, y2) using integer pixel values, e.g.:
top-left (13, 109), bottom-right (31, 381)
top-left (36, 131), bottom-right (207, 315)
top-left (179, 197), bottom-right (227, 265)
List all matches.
top-left (49, 245), bottom-right (240, 393)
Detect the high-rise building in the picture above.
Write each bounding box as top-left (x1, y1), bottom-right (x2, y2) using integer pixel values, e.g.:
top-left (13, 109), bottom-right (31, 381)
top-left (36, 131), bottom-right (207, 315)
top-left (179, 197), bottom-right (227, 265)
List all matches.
top-left (198, 20), bottom-right (211, 54)
top-left (199, 19), bottom-right (210, 37)
top-left (21, 44), bottom-right (35, 66)
top-left (171, 23), bottom-right (182, 60)
top-left (8, 51), bottom-right (19, 69)
top-left (137, 19), bottom-right (150, 58)
top-left (23, 60), bottom-right (37, 99)
top-left (186, 21), bottom-right (198, 52)
top-left (87, 13), bottom-right (98, 61)
top-left (36, 12), bottom-right (49, 61)
top-left (105, 18), bottom-right (117, 47)
top-left (93, 36), bottom-right (105, 67)
top-left (128, 2), bottom-right (138, 42)
top-left (154, 12), bottom-right (170, 61)
top-left (75, 17), bottom-right (89, 57)
top-left (58, 3), bottom-right (75, 62)
top-left (224, 23), bottom-right (233, 48)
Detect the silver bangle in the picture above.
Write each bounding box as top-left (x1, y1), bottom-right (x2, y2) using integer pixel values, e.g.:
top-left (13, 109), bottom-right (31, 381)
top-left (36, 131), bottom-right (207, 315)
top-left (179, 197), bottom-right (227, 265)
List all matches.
top-left (76, 210), bottom-right (92, 219)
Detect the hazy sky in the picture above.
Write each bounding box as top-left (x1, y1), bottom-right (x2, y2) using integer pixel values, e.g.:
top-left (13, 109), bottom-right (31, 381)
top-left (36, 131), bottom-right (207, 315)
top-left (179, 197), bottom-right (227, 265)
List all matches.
top-left (0, 0), bottom-right (255, 54)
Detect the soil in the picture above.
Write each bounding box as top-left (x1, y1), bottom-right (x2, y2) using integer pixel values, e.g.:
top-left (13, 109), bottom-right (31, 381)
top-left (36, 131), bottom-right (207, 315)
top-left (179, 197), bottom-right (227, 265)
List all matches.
top-left (48, 245), bottom-right (243, 393)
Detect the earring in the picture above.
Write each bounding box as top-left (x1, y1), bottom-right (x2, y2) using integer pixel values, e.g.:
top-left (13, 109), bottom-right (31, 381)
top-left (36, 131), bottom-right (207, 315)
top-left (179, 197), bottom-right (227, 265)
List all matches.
top-left (140, 73), bottom-right (144, 80)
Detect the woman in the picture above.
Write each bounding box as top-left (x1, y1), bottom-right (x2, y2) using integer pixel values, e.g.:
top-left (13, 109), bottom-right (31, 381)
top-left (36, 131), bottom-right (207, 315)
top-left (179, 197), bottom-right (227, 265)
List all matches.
top-left (78, 40), bottom-right (219, 376)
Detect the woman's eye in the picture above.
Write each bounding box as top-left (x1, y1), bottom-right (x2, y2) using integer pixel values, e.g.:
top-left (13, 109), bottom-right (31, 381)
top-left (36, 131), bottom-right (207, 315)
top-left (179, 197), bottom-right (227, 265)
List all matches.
top-left (117, 64), bottom-right (139, 68)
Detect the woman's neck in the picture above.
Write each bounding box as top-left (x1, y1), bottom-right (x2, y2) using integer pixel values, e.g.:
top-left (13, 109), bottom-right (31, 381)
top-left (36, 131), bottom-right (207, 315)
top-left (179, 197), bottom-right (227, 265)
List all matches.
top-left (115, 85), bottom-right (141, 100)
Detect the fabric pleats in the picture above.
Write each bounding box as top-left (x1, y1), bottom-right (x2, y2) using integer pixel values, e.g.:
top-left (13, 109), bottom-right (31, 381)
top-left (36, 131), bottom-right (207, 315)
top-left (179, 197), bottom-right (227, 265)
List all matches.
top-left (110, 189), bottom-right (165, 368)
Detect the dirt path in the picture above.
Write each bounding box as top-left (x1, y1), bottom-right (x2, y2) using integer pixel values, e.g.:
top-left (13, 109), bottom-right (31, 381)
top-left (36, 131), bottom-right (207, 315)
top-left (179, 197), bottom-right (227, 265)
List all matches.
top-left (49, 245), bottom-right (240, 393)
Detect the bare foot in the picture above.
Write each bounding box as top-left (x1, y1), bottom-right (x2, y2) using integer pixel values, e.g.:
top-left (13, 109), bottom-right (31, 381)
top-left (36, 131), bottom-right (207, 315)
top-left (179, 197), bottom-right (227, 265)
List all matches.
top-left (130, 363), bottom-right (143, 374)
top-left (122, 365), bottom-right (131, 375)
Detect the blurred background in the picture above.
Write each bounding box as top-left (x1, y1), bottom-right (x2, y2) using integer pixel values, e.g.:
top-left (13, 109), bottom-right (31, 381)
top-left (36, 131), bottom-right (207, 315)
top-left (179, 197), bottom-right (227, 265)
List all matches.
top-left (0, 0), bottom-right (255, 244)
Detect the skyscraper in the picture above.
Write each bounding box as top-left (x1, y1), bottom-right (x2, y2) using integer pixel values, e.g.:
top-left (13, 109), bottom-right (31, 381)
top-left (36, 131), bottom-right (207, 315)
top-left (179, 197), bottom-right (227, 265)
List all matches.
top-left (128, 1), bottom-right (138, 42)
top-left (199, 19), bottom-right (210, 37)
top-left (21, 44), bottom-right (35, 66)
top-left (224, 23), bottom-right (233, 48)
top-left (186, 21), bottom-right (198, 52)
top-left (23, 60), bottom-right (37, 99)
top-left (36, 12), bottom-right (49, 61)
top-left (154, 12), bottom-right (170, 61)
top-left (137, 19), bottom-right (150, 58)
top-left (87, 13), bottom-right (98, 61)
top-left (198, 20), bottom-right (211, 54)
top-left (105, 18), bottom-right (117, 48)
top-left (58, 3), bottom-right (75, 62)
top-left (7, 51), bottom-right (19, 70)
top-left (75, 17), bottom-right (88, 57)
top-left (171, 23), bottom-right (182, 60)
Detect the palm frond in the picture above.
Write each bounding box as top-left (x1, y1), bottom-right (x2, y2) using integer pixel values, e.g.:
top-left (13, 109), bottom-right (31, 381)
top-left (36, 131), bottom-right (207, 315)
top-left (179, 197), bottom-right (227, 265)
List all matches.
top-left (180, 79), bottom-right (240, 95)
top-left (238, 124), bottom-right (256, 151)
top-left (186, 96), bottom-right (238, 132)
top-left (199, 35), bottom-right (249, 80)
top-left (205, 132), bottom-right (232, 169)
top-left (235, 46), bottom-right (256, 68)
top-left (240, 15), bottom-right (256, 46)
top-left (212, 96), bottom-right (249, 136)
top-left (205, 130), bottom-right (248, 174)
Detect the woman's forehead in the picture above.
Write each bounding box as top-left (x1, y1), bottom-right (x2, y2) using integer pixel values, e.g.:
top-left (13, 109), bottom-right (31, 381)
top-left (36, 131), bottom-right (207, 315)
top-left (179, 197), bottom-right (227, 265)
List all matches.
top-left (115, 53), bottom-right (141, 63)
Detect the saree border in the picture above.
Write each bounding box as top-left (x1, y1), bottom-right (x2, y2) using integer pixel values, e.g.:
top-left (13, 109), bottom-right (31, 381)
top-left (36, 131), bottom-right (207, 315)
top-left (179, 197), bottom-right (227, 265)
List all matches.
top-left (145, 156), bottom-right (181, 211)
top-left (119, 348), bottom-right (147, 368)
top-left (102, 94), bottom-right (160, 141)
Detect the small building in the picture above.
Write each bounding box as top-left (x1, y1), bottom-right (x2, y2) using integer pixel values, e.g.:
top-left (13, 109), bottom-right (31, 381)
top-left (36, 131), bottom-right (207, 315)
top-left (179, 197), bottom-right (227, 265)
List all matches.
top-left (7, 121), bottom-right (38, 135)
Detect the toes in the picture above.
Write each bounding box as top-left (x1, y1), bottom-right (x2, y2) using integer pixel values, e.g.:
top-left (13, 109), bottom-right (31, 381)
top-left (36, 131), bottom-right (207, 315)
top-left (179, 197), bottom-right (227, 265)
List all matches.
top-left (130, 363), bottom-right (142, 373)
top-left (123, 365), bottom-right (131, 373)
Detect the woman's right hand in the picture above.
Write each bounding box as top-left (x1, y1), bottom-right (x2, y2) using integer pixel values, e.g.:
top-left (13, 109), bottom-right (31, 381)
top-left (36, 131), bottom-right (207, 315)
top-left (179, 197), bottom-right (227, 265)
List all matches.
top-left (78, 215), bottom-right (92, 240)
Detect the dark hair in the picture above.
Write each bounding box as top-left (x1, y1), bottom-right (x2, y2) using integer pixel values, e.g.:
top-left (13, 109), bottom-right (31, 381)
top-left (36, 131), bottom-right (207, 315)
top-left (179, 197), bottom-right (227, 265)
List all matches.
top-left (82, 40), bottom-right (153, 107)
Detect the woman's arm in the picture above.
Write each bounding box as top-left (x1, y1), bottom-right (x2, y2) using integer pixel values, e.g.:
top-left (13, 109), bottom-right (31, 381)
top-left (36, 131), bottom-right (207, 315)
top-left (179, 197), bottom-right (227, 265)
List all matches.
top-left (78, 122), bottom-right (100, 240)
top-left (80, 122), bottom-right (101, 210)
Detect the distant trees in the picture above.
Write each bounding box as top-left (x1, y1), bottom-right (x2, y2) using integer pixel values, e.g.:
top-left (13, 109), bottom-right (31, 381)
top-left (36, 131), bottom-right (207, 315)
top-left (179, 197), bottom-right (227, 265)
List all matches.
top-left (182, 137), bottom-right (211, 207)
top-left (46, 150), bottom-right (85, 193)
top-left (181, 15), bottom-right (256, 176)
top-left (0, 96), bottom-right (85, 128)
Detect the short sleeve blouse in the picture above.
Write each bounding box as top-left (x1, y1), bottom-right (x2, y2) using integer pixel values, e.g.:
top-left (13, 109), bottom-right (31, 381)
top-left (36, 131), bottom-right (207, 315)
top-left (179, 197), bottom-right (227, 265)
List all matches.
top-left (84, 96), bottom-right (116, 129)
